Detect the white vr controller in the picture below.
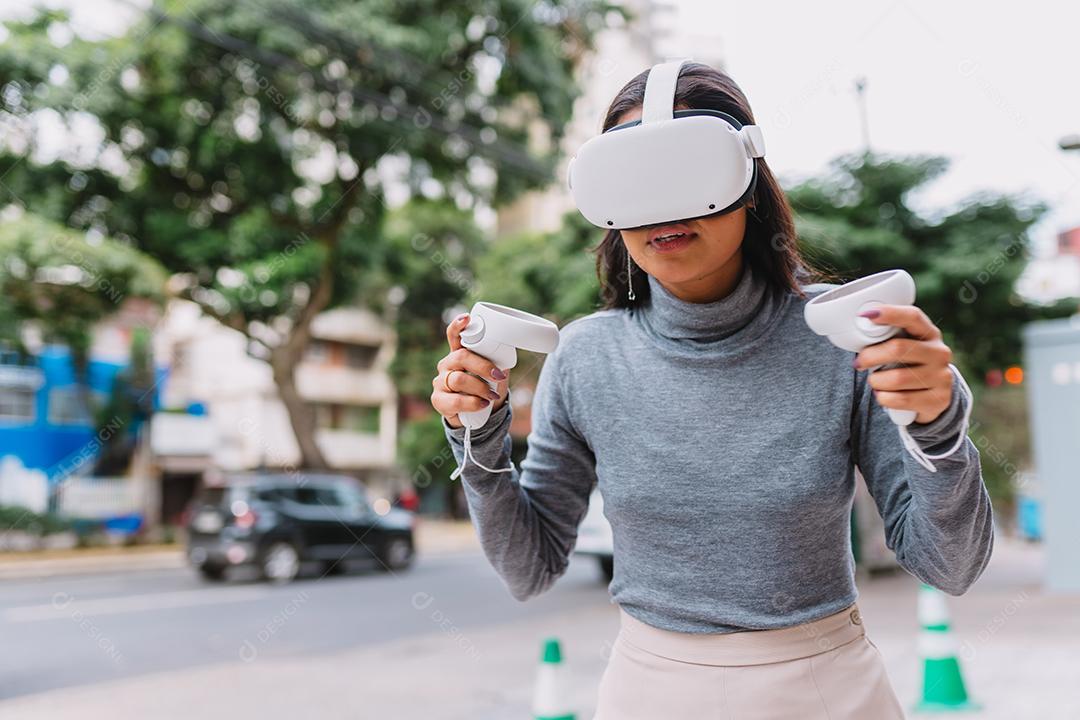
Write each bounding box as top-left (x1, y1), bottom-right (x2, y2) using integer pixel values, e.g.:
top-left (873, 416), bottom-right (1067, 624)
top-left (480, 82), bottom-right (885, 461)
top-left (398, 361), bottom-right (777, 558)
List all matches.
top-left (457, 302), bottom-right (560, 430)
top-left (804, 269), bottom-right (973, 474)
top-left (804, 269), bottom-right (918, 426)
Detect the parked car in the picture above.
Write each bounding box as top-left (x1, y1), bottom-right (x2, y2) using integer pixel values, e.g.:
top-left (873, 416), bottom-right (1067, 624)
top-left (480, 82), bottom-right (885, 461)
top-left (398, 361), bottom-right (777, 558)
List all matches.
top-left (575, 489), bottom-right (614, 581)
top-left (186, 473), bottom-right (415, 583)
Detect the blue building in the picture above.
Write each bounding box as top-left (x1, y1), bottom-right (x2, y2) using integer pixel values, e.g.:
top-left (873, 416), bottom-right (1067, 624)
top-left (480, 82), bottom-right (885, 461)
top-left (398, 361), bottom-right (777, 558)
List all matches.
top-left (0, 345), bottom-right (158, 481)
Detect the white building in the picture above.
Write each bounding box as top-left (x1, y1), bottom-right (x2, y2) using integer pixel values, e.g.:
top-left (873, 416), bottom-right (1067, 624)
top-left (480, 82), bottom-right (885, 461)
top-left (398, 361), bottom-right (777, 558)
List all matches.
top-left (152, 300), bottom-right (400, 522)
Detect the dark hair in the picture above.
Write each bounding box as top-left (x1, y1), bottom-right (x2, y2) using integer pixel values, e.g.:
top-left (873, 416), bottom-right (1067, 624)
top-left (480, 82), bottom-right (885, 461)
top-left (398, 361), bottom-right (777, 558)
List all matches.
top-left (595, 62), bottom-right (820, 309)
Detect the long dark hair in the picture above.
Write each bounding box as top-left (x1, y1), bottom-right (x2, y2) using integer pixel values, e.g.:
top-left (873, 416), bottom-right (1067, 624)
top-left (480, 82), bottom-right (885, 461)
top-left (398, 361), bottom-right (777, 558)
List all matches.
top-left (595, 62), bottom-right (820, 309)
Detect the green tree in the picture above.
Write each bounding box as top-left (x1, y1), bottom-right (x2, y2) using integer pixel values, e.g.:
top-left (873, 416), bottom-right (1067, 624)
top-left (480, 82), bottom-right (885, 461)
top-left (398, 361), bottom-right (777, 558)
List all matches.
top-left (94, 327), bottom-right (157, 476)
top-left (0, 213), bottom-right (166, 382)
top-left (473, 210), bottom-right (600, 323)
top-left (0, 0), bottom-right (612, 468)
top-left (374, 199), bottom-right (487, 400)
top-left (790, 152), bottom-right (1074, 379)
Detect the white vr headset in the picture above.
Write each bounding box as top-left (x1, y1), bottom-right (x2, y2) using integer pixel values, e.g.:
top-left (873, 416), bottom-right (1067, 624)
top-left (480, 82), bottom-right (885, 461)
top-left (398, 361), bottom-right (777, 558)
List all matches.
top-left (567, 58), bottom-right (765, 230)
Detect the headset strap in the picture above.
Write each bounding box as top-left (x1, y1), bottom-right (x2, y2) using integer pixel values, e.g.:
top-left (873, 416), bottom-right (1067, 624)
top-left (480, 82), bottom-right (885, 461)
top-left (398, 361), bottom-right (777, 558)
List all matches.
top-left (641, 58), bottom-right (691, 124)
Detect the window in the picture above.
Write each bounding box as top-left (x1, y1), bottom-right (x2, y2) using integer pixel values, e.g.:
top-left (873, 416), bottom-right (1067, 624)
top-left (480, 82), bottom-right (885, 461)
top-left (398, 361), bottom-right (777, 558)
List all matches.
top-left (255, 487), bottom-right (282, 503)
top-left (332, 484), bottom-right (370, 512)
top-left (48, 387), bottom-right (92, 425)
top-left (295, 485), bottom-right (345, 508)
top-left (344, 344), bottom-right (379, 370)
top-left (314, 404), bottom-right (380, 434)
top-left (0, 386), bottom-right (36, 422)
top-left (305, 340), bottom-right (330, 363)
top-left (314, 403), bottom-right (337, 430)
top-left (342, 405), bottom-right (379, 434)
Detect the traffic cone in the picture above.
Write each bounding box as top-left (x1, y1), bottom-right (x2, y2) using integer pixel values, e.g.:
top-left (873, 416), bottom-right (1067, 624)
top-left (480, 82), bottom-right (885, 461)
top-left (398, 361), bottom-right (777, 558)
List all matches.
top-left (532, 637), bottom-right (576, 720)
top-left (914, 584), bottom-right (980, 712)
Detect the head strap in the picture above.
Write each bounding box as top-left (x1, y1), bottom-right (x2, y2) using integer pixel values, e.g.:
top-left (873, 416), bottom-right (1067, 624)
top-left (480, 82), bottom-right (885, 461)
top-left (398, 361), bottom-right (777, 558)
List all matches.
top-left (641, 59), bottom-right (691, 124)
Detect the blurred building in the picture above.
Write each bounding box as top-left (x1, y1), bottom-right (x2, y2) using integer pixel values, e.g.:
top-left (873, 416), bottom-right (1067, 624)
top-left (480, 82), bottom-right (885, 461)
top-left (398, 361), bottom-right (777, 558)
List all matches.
top-left (0, 300), bottom-right (159, 476)
top-left (154, 301), bottom-right (399, 523)
top-left (1018, 225), bottom-right (1080, 304)
top-left (1058, 226), bottom-right (1080, 256)
top-left (0, 299), bottom-right (162, 525)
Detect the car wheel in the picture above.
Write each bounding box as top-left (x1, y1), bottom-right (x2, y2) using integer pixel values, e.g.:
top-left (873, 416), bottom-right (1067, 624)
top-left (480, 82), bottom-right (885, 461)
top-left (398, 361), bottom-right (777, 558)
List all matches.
top-left (378, 537), bottom-right (413, 571)
top-left (199, 564), bottom-right (227, 582)
top-left (598, 555), bottom-right (614, 582)
top-left (260, 541), bottom-right (301, 583)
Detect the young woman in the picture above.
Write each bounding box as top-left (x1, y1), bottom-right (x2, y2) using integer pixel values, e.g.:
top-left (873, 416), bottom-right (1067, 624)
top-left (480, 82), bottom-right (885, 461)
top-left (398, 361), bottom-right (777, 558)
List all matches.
top-left (430, 62), bottom-right (994, 719)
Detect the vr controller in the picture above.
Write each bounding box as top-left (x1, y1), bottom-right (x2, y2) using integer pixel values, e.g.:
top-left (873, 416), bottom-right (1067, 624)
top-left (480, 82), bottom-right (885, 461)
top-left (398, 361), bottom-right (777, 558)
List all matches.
top-left (804, 269), bottom-right (972, 473)
top-left (457, 302), bottom-right (560, 429)
top-left (804, 269), bottom-right (918, 426)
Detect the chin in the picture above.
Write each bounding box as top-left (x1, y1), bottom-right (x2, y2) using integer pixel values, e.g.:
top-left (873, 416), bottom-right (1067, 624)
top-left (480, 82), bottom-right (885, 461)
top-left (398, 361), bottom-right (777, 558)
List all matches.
top-left (645, 263), bottom-right (716, 286)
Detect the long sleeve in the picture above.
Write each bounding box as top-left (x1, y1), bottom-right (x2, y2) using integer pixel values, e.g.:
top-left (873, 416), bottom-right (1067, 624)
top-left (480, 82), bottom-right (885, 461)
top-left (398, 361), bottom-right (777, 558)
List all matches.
top-left (443, 349), bottom-right (598, 601)
top-left (852, 367), bottom-right (995, 595)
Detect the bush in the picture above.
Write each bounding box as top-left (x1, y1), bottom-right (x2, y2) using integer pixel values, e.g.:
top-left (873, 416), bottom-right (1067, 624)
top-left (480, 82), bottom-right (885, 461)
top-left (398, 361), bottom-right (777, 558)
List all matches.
top-left (0, 505), bottom-right (71, 536)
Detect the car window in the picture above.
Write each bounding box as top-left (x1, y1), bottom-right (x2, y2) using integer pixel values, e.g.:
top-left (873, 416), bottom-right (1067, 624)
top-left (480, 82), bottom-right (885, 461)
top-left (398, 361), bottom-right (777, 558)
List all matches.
top-left (196, 486), bottom-right (250, 507)
top-left (332, 484), bottom-right (370, 511)
top-left (254, 487), bottom-right (282, 502)
top-left (293, 485), bottom-right (345, 508)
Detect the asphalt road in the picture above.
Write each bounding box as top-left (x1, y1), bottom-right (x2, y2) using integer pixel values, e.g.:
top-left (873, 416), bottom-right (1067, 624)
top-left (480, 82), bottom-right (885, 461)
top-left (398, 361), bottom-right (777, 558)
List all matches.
top-left (0, 549), bottom-right (612, 702)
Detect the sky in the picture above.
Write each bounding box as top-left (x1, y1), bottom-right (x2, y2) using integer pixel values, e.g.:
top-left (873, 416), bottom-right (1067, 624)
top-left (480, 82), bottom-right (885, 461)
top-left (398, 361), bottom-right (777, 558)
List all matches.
top-left (669, 0), bottom-right (1080, 257)
top-left (3, 0), bottom-right (1080, 264)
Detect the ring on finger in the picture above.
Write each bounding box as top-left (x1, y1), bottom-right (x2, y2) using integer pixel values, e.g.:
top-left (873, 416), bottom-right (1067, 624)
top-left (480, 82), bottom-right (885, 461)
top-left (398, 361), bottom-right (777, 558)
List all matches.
top-left (442, 369), bottom-right (457, 394)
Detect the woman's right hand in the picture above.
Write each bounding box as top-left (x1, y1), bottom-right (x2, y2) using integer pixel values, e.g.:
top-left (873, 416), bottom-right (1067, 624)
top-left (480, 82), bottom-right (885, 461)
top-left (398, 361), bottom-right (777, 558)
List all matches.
top-left (432, 313), bottom-right (509, 429)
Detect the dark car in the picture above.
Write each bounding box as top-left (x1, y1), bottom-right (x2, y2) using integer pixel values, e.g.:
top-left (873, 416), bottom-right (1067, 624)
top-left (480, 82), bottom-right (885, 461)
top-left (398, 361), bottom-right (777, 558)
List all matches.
top-left (186, 473), bottom-right (415, 583)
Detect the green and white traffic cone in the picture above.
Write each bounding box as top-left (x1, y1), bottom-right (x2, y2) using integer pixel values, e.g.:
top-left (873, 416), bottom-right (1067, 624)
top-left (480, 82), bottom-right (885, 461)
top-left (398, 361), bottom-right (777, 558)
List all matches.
top-left (532, 637), bottom-right (576, 720)
top-left (914, 584), bottom-right (980, 712)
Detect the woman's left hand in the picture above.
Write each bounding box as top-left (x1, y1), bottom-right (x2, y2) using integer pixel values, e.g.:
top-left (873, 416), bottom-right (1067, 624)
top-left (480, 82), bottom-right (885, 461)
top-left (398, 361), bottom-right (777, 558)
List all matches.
top-left (852, 305), bottom-right (955, 425)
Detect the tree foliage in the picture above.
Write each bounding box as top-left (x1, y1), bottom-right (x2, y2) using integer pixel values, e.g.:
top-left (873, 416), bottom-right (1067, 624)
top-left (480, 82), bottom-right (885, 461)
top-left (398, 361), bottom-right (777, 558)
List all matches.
top-left (0, 213), bottom-right (166, 369)
top-left (790, 151), bottom-right (1074, 379)
top-left (0, 0), bottom-right (613, 467)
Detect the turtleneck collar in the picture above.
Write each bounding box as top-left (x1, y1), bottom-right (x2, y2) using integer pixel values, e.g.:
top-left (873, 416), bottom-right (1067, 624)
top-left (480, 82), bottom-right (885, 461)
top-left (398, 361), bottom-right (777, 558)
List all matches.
top-left (638, 264), bottom-right (773, 343)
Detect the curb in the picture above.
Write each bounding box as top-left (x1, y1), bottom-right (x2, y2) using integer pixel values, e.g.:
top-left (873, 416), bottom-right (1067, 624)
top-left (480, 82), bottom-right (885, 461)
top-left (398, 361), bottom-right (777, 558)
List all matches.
top-left (0, 550), bottom-right (187, 580)
top-left (0, 521), bottom-right (480, 580)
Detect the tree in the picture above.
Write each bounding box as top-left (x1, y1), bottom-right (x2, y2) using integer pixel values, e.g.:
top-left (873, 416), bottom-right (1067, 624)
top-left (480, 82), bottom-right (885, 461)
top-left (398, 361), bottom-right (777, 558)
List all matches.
top-left (473, 210), bottom-right (601, 324)
top-left (0, 213), bottom-right (166, 379)
top-left (0, 0), bottom-right (613, 468)
top-left (790, 151), bottom-right (1074, 380)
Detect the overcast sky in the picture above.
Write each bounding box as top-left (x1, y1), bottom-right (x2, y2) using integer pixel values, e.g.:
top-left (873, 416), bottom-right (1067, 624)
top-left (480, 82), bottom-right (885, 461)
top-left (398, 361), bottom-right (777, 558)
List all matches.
top-left (4, 0), bottom-right (1080, 258)
top-left (672, 0), bottom-right (1080, 256)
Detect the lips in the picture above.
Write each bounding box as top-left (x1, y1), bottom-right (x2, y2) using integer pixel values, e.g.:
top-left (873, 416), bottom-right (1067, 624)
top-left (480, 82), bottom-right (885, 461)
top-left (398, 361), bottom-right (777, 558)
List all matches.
top-left (646, 223), bottom-right (693, 245)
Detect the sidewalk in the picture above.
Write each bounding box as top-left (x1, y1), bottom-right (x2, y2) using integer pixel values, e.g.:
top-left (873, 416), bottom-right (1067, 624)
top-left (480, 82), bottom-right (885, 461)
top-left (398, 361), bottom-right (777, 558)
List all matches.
top-left (0, 519), bottom-right (480, 580)
top-left (1, 535), bottom-right (1075, 719)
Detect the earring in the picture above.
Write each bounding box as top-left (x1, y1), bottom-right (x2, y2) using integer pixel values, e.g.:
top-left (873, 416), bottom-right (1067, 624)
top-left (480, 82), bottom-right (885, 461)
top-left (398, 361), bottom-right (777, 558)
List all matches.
top-left (626, 250), bottom-right (636, 302)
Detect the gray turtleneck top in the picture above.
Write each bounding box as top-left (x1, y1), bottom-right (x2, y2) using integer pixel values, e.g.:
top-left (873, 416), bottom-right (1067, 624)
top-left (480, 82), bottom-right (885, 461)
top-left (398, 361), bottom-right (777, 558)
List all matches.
top-left (444, 267), bottom-right (994, 633)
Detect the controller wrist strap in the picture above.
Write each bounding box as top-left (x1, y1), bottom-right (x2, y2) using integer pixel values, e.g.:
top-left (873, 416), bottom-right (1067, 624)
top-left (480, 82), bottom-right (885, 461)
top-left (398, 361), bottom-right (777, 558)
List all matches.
top-left (449, 425), bottom-right (514, 481)
top-left (894, 364), bottom-right (973, 474)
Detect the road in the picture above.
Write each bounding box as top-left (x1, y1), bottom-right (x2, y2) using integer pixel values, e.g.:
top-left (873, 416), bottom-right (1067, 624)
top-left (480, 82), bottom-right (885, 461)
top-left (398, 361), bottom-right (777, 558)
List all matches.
top-left (0, 549), bottom-right (612, 702)
top-left (1, 539), bottom-right (1077, 719)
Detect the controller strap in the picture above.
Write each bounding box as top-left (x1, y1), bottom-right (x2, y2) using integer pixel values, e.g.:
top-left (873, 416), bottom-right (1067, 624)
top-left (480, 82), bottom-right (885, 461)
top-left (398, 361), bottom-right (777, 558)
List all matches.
top-left (449, 425), bottom-right (514, 481)
top-left (895, 364), bottom-right (974, 473)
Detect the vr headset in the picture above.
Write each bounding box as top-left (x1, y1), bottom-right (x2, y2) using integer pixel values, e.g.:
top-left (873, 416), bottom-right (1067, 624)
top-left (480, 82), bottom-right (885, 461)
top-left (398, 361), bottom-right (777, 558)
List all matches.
top-left (567, 58), bottom-right (765, 230)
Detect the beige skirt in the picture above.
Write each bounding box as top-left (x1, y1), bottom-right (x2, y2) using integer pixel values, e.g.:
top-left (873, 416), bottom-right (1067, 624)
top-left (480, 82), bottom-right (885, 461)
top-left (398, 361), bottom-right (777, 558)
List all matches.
top-left (594, 604), bottom-right (905, 720)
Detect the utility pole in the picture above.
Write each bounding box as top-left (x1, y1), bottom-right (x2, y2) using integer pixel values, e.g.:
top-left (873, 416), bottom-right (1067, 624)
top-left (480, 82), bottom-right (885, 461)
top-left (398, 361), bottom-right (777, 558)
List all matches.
top-left (854, 77), bottom-right (871, 153)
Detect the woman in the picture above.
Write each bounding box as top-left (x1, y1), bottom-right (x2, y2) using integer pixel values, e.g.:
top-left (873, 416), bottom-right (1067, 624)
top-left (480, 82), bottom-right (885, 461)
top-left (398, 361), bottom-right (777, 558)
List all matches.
top-left (430, 62), bottom-right (994, 719)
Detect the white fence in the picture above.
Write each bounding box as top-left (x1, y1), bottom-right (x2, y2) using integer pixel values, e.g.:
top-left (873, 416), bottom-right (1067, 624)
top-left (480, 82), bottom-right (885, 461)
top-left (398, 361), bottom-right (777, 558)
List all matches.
top-left (54, 476), bottom-right (145, 520)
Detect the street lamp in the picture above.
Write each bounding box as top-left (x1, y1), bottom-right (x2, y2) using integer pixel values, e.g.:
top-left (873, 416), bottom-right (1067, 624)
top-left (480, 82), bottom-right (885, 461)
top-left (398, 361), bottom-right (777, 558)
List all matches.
top-left (1059, 134), bottom-right (1080, 151)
